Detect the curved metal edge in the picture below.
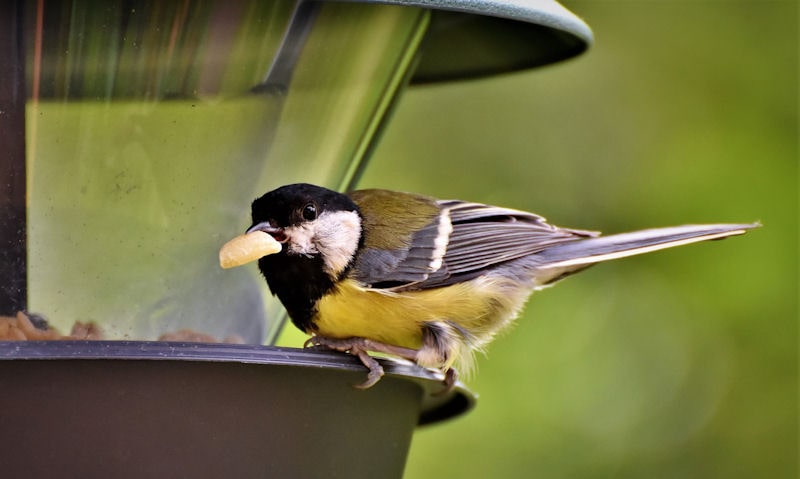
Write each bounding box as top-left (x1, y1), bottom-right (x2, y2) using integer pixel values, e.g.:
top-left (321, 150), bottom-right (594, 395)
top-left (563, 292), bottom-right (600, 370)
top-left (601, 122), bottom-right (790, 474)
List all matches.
top-left (0, 341), bottom-right (476, 426)
top-left (377, 0), bottom-right (593, 45)
top-left (339, 0), bottom-right (592, 82)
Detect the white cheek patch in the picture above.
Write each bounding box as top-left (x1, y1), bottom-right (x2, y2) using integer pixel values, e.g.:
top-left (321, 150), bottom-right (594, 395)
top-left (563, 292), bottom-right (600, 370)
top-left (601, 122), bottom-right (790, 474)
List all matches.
top-left (284, 210), bottom-right (362, 277)
top-left (314, 210), bottom-right (362, 277)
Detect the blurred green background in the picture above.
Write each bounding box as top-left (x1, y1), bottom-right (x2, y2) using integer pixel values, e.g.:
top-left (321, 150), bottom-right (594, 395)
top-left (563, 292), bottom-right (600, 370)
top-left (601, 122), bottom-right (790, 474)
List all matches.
top-left (359, 1), bottom-right (797, 478)
top-left (15, 1), bottom-right (794, 476)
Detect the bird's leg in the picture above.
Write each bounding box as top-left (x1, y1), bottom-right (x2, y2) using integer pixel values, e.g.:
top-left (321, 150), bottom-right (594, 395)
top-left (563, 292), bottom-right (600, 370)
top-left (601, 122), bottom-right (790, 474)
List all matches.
top-left (304, 336), bottom-right (459, 392)
top-left (304, 336), bottom-right (420, 389)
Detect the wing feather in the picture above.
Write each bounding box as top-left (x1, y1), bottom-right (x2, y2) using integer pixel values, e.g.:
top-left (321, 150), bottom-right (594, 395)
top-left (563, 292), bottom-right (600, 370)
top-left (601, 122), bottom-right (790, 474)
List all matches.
top-left (352, 194), bottom-right (594, 290)
top-left (350, 189), bottom-right (450, 286)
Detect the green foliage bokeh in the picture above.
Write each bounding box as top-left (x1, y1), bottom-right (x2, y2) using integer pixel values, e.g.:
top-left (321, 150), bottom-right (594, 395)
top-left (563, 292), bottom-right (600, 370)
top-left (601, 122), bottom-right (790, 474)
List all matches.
top-left (359, 2), bottom-right (798, 478)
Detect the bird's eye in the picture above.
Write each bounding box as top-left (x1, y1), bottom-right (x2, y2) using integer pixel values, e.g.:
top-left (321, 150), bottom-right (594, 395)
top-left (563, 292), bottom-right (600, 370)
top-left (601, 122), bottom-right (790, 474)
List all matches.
top-left (302, 203), bottom-right (317, 221)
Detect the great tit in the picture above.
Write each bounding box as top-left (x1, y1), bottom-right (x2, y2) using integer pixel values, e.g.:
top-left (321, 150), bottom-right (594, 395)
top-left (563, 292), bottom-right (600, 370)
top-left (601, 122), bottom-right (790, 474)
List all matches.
top-left (222, 183), bottom-right (757, 388)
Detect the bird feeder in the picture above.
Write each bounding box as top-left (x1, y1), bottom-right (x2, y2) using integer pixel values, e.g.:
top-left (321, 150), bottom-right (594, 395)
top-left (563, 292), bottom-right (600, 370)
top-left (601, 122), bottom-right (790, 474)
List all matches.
top-left (0, 0), bottom-right (591, 477)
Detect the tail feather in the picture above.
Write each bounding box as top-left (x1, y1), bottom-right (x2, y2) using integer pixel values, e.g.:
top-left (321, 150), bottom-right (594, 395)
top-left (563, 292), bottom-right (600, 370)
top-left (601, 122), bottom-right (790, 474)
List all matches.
top-left (533, 222), bottom-right (759, 285)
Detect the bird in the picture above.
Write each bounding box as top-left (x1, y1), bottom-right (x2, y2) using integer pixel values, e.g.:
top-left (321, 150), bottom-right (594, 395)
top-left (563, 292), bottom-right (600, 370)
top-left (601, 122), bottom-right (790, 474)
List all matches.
top-left (220, 183), bottom-right (758, 389)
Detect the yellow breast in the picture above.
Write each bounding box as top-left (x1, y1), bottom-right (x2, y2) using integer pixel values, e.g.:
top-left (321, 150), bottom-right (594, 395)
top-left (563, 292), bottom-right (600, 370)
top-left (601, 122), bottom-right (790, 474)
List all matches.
top-left (312, 277), bottom-right (530, 352)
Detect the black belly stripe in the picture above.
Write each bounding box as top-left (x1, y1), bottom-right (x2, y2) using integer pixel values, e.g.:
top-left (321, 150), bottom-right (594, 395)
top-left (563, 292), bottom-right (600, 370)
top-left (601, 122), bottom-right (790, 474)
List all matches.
top-left (259, 253), bottom-right (336, 333)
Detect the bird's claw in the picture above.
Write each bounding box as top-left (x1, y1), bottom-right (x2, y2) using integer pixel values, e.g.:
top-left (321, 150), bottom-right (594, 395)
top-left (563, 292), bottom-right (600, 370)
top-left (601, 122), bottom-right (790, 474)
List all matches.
top-left (305, 336), bottom-right (386, 389)
top-left (351, 349), bottom-right (385, 389)
top-left (434, 367), bottom-right (458, 396)
top-left (305, 335), bottom-right (458, 392)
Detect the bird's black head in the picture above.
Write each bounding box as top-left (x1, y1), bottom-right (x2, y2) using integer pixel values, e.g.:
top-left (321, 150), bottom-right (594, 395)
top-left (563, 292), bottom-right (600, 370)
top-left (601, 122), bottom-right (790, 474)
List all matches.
top-left (248, 184), bottom-right (362, 331)
top-left (250, 183), bottom-right (358, 230)
top-left (249, 183), bottom-right (361, 261)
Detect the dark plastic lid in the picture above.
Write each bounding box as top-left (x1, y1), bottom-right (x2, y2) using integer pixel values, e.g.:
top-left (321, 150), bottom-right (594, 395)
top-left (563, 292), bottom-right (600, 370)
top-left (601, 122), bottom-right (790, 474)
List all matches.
top-left (0, 341), bottom-right (474, 425)
top-left (0, 341), bottom-right (475, 477)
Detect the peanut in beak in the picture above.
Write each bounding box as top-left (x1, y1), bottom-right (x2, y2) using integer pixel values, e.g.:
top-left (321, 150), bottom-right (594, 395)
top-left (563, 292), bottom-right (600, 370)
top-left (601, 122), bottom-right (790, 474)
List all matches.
top-left (219, 231), bottom-right (282, 269)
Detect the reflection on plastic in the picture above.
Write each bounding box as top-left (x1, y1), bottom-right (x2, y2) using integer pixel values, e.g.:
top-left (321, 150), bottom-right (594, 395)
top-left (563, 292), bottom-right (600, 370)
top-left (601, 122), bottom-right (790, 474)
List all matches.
top-left (24, 0), bottom-right (429, 342)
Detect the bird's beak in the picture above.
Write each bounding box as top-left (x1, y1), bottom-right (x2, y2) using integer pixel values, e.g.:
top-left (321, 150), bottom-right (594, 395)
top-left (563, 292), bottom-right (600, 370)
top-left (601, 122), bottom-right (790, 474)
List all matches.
top-left (219, 222), bottom-right (284, 269)
top-left (246, 221), bottom-right (288, 243)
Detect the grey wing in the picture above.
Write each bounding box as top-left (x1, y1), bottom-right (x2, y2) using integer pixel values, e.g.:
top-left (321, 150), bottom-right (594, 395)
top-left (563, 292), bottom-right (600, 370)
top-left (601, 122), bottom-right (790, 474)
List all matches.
top-left (354, 196), bottom-right (758, 291)
top-left (368, 200), bottom-right (596, 291)
top-left (352, 211), bottom-right (450, 286)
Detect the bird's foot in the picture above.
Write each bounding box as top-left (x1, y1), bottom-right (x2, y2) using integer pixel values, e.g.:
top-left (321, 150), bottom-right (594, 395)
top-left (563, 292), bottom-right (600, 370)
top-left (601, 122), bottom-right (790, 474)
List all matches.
top-left (304, 336), bottom-right (421, 388)
top-left (304, 336), bottom-right (458, 392)
top-left (437, 367), bottom-right (458, 396)
top-left (305, 336), bottom-right (393, 388)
